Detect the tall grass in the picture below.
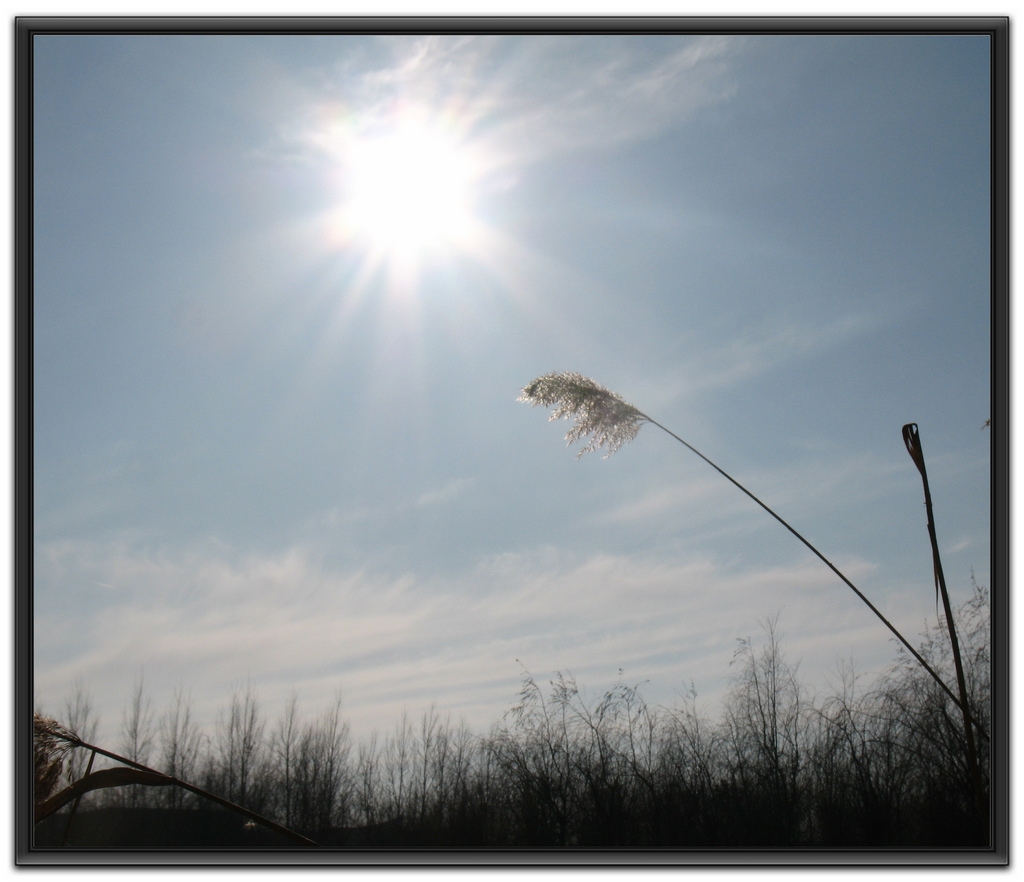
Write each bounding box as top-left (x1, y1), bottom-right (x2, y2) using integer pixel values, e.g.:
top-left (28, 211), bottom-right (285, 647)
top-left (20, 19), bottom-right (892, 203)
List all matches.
top-left (35, 583), bottom-right (989, 847)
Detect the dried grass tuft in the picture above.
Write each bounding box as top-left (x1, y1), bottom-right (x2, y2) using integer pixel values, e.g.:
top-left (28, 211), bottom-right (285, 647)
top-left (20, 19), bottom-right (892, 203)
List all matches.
top-left (33, 714), bottom-right (80, 805)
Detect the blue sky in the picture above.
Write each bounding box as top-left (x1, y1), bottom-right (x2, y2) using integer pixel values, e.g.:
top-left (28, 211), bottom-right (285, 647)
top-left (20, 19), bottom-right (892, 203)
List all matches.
top-left (32, 32), bottom-right (992, 744)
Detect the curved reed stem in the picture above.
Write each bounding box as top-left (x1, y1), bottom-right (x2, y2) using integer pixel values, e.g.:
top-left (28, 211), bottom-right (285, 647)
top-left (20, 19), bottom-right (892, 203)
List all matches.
top-left (520, 372), bottom-right (988, 741)
top-left (644, 415), bottom-right (987, 741)
top-left (33, 715), bottom-right (319, 845)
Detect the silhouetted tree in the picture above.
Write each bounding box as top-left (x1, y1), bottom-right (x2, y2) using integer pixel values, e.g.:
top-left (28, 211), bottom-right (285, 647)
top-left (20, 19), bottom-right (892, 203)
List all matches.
top-left (213, 682), bottom-right (267, 811)
top-left (158, 686), bottom-right (204, 810)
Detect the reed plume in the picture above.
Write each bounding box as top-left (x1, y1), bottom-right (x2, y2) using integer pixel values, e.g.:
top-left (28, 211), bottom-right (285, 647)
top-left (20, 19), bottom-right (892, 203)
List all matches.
top-left (34, 714), bottom-right (81, 805)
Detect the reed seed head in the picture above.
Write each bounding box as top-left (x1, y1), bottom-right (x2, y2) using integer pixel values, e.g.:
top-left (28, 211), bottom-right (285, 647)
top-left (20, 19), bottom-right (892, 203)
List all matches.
top-left (519, 372), bottom-right (647, 458)
top-left (34, 714), bottom-right (80, 804)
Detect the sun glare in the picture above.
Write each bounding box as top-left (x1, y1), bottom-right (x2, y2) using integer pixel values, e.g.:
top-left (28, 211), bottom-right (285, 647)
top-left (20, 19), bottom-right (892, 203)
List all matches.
top-left (344, 119), bottom-right (480, 260)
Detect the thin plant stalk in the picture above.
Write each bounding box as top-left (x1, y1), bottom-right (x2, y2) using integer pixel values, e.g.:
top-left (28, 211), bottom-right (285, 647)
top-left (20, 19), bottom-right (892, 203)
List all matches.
top-left (902, 422), bottom-right (988, 830)
top-left (519, 372), bottom-right (988, 741)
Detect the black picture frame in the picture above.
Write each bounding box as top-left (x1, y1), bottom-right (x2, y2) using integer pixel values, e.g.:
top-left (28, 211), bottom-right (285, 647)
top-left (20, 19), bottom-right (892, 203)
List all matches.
top-left (14, 14), bottom-right (1010, 868)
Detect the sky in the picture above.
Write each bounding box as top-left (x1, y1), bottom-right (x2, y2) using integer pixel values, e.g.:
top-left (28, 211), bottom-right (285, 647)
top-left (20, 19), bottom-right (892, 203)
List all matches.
top-left (31, 30), bottom-right (994, 749)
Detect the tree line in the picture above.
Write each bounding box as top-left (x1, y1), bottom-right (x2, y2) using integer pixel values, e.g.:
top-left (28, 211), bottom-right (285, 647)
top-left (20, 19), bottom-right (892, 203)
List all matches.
top-left (37, 580), bottom-right (990, 848)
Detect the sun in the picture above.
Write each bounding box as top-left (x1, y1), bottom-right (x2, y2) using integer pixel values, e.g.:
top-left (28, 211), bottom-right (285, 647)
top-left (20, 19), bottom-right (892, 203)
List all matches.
top-left (342, 117), bottom-right (480, 261)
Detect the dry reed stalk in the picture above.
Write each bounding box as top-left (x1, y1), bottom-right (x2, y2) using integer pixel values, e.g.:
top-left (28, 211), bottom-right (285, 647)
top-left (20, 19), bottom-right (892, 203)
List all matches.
top-left (520, 372), bottom-right (988, 742)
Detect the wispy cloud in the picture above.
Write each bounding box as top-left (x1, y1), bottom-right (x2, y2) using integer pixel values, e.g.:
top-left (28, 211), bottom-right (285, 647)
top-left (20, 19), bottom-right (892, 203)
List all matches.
top-left (594, 445), bottom-right (909, 534)
top-left (455, 34), bottom-right (743, 162)
top-left (414, 476), bottom-right (475, 509)
top-left (302, 476), bottom-right (476, 531)
top-left (283, 34), bottom-right (743, 173)
top-left (34, 532), bottom-right (916, 746)
top-left (668, 312), bottom-right (874, 400)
